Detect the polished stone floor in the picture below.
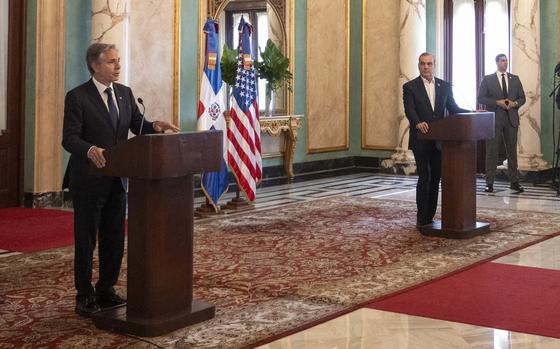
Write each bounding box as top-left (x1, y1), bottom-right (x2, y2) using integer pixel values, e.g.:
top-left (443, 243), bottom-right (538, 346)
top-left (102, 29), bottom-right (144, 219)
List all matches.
top-left (244, 173), bottom-right (560, 349)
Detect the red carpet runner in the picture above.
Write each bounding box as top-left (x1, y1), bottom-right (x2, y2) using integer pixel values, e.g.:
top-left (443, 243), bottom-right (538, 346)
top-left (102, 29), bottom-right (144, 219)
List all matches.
top-left (368, 262), bottom-right (560, 339)
top-left (0, 208), bottom-right (74, 252)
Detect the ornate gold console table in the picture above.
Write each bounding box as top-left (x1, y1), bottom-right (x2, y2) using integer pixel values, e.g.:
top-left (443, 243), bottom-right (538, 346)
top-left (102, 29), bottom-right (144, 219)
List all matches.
top-left (259, 115), bottom-right (303, 179)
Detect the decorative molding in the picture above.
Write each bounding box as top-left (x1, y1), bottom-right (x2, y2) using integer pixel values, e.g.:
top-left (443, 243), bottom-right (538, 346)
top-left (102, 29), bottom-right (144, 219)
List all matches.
top-left (288, 0), bottom-right (294, 115)
top-left (203, 0), bottom-right (292, 116)
top-left (208, 0), bottom-right (285, 26)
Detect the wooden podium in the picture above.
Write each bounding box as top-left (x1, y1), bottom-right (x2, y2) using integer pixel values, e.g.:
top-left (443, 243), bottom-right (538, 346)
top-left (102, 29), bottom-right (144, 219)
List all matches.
top-left (418, 112), bottom-right (494, 239)
top-left (91, 131), bottom-right (222, 337)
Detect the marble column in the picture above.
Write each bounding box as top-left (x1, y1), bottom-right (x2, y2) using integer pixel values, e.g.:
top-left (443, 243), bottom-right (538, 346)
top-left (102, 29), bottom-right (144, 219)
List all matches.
top-left (27, 0), bottom-right (66, 198)
top-left (91, 0), bottom-right (130, 84)
top-left (382, 0), bottom-right (426, 174)
top-left (511, 0), bottom-right (548, 171)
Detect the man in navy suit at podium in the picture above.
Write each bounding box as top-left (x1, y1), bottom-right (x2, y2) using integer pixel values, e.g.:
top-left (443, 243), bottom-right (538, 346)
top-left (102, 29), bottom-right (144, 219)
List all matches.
top-left (62, 43), bottom-right (179, 316)
top-left (403, 52), bottom-right (469, 230)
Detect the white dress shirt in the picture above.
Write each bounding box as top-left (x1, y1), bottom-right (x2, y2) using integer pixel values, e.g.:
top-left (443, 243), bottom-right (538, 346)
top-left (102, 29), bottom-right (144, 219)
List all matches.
top-left (496, 71), bottom-right (508, 94)
top-left (92, 76), bottom-right (120, 114)
top-left (421, 76), bottom-right (436, 111)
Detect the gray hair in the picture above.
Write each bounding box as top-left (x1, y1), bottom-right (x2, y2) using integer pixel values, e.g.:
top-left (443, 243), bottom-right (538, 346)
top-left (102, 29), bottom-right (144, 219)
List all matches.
top-left (86, 43), bottom-right (117, 75)
top-left (418, 52), bottom-right (435, 63)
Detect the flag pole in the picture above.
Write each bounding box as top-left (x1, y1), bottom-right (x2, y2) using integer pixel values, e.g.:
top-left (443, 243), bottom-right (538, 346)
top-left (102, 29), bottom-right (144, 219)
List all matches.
top-left (224, 181), bottom-right (251, 211)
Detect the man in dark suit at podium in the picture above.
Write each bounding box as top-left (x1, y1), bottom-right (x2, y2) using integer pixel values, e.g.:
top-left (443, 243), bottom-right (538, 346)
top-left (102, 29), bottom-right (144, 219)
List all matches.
top-left (62, 43), bottom-right (179, 316)
top-left (478, 53), bottom-right (526, 193)
top-left (403, 52), bottom-right (469, 229)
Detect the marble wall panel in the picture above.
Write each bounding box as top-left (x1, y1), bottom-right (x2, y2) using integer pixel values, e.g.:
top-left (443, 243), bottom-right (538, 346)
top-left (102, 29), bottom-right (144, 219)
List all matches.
top-left (128, 0), bottom-right (177, 125)
top-left (512, 0), bottom-right (548, 170)
top-left (92, 0), bottom-right (130, 83)
top-left (306, 0), bottom-right (348, 152)
top-left (34, 0), bottom-right (65, 192)
top-left (362, 0), bottom-right (400, 149)
top-left (396, 0), bottom-right (425, 156)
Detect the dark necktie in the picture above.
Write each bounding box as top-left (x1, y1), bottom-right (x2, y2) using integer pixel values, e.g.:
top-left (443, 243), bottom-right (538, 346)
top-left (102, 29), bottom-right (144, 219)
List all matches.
top-left (501, 73), bottom-right (508, 99)
top-left (105, 87), bottom-right (119, 130)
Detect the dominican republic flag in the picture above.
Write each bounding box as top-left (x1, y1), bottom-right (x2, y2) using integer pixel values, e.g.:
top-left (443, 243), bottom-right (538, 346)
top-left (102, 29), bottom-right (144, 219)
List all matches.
top-left (227, 17), bottom-right (262, 201)
top-left (197, 17), bottom-right (229, 211)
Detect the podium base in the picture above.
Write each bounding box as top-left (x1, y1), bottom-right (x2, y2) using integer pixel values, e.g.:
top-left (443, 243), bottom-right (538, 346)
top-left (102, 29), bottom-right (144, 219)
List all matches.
top-left (420, 221), bottom-right (490, 239)
top-left (92, 300), bottom-right (215, 337)
top-left (195, 203), bottom-right (223, 218)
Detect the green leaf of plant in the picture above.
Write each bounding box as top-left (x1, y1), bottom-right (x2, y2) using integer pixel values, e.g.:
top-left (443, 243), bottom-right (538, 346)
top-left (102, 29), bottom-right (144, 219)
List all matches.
top-left (255, 39), bottom-right (292, 92)
top-left (220, 44), bottom-right (238, 86)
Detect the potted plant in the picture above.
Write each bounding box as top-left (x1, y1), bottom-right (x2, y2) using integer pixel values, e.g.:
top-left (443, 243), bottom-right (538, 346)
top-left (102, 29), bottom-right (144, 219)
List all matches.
top-left (254, 39), bottom-right (293, 116)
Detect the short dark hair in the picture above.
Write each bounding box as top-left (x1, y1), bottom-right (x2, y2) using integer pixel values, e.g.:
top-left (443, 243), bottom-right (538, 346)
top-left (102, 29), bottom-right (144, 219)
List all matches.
top-left (86, 43), bottom-right (117, 75)
top-left (495, 53), bottom-right (507, 63)
top-left (418, 52), bottom-right (435, 63)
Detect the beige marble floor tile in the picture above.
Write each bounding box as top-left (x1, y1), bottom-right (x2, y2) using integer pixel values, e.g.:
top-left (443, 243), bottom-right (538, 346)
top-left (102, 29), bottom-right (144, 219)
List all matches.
top-left (494, 235), bottom-right (560, 270)
top-left (256, 308), bottom-right (560, 349)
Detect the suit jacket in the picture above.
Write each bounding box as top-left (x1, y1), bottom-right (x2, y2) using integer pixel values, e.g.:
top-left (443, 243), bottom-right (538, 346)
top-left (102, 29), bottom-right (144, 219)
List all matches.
top-left (477, 72), bottom-right (525, 127)
top-left (62, 79), bottom-right (157, 193)
top-left (403, 76), bottom-right (468, 151)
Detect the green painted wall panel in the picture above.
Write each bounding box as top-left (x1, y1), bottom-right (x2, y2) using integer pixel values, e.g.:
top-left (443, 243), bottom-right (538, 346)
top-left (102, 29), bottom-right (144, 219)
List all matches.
top-left (180, 0), bottom-right (200, 132)
top-left (426, 0), bottom-right (436, 54)
top-left (63, 0), bottom-right (91, 176)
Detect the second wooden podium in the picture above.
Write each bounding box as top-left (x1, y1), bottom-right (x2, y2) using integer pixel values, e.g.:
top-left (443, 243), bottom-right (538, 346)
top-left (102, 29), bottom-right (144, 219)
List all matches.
top-left (418, 112), bottom-right (494, 239)
top-left (91, 131), bottom-right (222, 336)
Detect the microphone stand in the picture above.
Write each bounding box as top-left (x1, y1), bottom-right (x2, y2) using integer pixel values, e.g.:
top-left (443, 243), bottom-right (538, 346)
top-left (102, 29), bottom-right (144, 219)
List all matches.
top-left (137, 98), bottom-right (146, 135)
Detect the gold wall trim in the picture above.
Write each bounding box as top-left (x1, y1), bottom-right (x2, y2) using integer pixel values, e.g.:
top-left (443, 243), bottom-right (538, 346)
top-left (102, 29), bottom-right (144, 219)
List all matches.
top-left (202, 0), bottom-right (293, 116)
top-left (35, 0), bottom-right (65, 191)
top-left (209, 0), bottom-right (286, 29)
top-left (362, 145), bottom-right (397, 151)
top-left (173, 0), bottom-right (180, 127)
top-left (288, 0), bottom-right (294, 115)
top-left (306, 0), bottom-right (350, 154)
top-left (198, 1), bottom-right (207, 118)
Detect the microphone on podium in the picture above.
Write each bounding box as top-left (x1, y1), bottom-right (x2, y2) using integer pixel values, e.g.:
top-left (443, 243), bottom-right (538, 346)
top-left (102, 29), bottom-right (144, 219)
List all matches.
top-left (137, 97), bottom-right (146, 135)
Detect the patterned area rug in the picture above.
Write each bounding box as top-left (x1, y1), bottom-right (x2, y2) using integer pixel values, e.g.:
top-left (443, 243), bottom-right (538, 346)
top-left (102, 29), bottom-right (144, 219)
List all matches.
top-left (1, 197), bottom-right (560, 348)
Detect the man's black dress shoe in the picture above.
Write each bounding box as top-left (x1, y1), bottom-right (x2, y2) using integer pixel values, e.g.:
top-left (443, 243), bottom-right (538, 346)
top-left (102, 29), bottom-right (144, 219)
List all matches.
top-left (484, 184), bottom-right (493, 193)
top-left (416, 221), bottom-right (434, 229)
top-left (510, 182), bottom-right (525, 193)
top-left (75, 295), bottom-right (100, 317)
top-left (96, 292), bottom-right (127, 309)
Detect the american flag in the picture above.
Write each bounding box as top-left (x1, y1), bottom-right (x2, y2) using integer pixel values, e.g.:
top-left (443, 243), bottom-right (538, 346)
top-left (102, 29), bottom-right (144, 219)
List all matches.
top-left (227, 17), bottom-right (262, 201)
